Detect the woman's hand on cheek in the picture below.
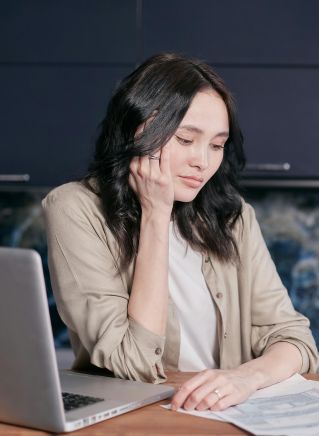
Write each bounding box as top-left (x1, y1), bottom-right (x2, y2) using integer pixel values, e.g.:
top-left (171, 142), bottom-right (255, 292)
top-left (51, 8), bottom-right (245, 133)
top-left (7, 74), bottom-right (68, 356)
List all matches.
top-left (171, 368), bottom-right (259, 412)
top-left (129, 144), bottom-right (174, 218)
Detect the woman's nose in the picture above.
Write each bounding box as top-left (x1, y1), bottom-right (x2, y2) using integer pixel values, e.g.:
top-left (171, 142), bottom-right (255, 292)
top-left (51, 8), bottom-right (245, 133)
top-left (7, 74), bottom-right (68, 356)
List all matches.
top-left (190, 145), bottom-right (209, 170)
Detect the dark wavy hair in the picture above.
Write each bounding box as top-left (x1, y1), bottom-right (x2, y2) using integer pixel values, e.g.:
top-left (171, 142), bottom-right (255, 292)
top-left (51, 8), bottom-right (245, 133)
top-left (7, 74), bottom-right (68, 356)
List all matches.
top-left (84, 52), bottom-right (246, 270)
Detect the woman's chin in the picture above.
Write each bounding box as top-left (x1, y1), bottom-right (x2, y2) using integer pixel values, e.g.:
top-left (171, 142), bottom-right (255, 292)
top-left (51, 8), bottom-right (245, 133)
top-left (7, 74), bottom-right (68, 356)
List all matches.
top-left (174, 189), bottom-right (200, 203)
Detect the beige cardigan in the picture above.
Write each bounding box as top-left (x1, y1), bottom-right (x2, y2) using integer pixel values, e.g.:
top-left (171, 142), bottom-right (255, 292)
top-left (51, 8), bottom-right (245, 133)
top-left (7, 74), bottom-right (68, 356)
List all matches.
top-left (42, 182), bottom-right (318, 383)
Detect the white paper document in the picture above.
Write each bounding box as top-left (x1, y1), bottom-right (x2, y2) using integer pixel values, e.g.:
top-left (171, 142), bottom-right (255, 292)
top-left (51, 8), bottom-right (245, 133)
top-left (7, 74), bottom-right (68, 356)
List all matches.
top-left (163, 374), bottom-right (319, 435)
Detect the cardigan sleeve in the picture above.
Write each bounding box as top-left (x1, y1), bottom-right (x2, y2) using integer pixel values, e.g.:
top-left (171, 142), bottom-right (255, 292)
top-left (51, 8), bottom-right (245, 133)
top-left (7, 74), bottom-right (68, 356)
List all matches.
top-left (42, 183), bottom-right (167, 384)
top-left (244, 203), bottom-right (319, 373)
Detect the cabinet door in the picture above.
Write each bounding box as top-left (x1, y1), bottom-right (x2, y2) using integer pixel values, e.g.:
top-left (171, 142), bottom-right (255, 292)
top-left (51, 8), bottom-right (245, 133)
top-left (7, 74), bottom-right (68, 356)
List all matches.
top-left (0, 1), bottom-right (137, 63)
top-left (217, 67), bottom-right (319, 178)
top-left (142, 0), bottom-right (319, 178)
top-left (0, 66), bottom-right (133, 186)
top-left (0, 1), bottom-right (138, 186)
top-left (142, 0), bottom-right (319, 64)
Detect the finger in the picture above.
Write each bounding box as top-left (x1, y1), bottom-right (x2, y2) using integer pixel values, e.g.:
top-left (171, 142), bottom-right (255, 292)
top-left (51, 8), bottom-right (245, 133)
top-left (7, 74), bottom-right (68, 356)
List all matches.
top-left (137, 155), bottom-right (150, 178)
top-left (210, 386), bottom-right (245, 412)
top-left (210, 396), bottom-right (232, 412)
top-left (128, 173), bottom-right (137, 193)
top-left (182, 382), bottom-right (218, 411)
top-left (148, 153), bottom-right (161, 180)
top-left (171, 372), bottom-right (209, 409)
top-left (129, 156), bottom-right (139, 175)
top-left (148, 148), bottom-right (161, 160)
top-left (196, 384), bottom-right (232, 411)
top-left (183, 381), bottom-right (230, 411)
top-left (210, 394), bottom-right (236, 412)
top-left (159, 143), bottom-right (170, 174)
top-left (171, 370), bottom-right (217, 410)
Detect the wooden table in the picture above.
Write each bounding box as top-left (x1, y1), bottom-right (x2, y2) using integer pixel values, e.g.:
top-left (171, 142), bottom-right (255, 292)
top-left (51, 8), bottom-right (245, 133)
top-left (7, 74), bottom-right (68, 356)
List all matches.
top-left (1, 372), bottom-right (318, 435)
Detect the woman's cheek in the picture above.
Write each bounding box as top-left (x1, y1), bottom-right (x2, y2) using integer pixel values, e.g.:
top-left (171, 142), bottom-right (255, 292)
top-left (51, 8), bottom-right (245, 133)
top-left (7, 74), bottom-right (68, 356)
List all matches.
top-left (167, 143), bottom-right (180, 176)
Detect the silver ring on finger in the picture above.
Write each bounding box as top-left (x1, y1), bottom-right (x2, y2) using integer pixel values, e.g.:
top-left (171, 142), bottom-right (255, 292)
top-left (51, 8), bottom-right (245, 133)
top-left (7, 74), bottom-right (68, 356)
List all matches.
top-left (213, 388), bottom-right (222, 400)
top-left (148, 155), bottom-right (160, 160)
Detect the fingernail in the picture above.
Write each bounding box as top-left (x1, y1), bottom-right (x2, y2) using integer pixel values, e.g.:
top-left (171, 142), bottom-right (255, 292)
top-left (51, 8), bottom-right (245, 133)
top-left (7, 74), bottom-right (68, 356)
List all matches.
top-left (171, 403), bottom-right (177, 411)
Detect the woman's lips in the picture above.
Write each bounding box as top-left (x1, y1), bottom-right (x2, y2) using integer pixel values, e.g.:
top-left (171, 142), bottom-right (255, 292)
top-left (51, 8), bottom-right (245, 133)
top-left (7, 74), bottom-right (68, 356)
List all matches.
top-left (179, 176), bottom-right (204, 188)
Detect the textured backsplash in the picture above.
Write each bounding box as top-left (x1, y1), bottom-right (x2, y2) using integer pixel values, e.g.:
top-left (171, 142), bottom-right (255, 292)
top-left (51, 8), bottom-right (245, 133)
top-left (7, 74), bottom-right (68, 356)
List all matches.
top-left (0, 187), bottom-right (70, 347)
top-left (1, 186), bottom-right (318, 349)
top-left (246, 188), bottom-right (319, 348)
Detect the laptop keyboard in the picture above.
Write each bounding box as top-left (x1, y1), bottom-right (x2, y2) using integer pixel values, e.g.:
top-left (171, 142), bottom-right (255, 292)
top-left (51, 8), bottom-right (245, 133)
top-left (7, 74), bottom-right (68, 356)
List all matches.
top-left (62, 392), bottom-right (104, 411)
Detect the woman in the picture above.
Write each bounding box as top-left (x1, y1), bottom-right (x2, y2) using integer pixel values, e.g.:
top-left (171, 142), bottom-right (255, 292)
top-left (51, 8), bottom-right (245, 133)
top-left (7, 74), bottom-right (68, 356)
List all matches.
top-left (43, 53), bottom-right (318, 412)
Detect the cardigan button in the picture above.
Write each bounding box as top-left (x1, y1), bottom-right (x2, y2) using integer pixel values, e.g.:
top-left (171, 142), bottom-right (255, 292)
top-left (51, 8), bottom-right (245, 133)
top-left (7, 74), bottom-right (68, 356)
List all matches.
top-left (216, 292), bottom-right (223, 299)
top-left (224, 332), bottom-right (227, 339)
top-left (155, 347), bottom-right (162, 355)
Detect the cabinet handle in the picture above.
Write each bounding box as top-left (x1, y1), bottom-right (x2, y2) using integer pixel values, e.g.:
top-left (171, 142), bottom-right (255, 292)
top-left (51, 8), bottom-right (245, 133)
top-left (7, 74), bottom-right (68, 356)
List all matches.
top-left (0, 174), bottom-right (30, 182)
top-left (245, 163), bottom-right (291, 172)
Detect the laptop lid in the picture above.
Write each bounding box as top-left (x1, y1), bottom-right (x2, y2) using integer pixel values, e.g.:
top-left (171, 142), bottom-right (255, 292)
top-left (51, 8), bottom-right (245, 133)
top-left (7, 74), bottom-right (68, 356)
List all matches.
top-left (0, 247), bottom-right (175, 433)
top-left (0, 247), bottom-right (66, 432)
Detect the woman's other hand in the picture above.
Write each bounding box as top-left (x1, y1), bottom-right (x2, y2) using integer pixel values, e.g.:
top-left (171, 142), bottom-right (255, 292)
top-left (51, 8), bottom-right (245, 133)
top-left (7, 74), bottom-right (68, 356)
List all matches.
top-left (171, 342), bottom-right (303, 412)
top-left (171, 368), bottom-right (261, 412)
top-left (129, 144), bottom-right (174, 218)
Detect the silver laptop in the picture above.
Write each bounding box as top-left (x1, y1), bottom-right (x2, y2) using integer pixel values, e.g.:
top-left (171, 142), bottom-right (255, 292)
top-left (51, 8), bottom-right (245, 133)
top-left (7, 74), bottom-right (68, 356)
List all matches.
top-left (0, 247), bottom-right (174, 432)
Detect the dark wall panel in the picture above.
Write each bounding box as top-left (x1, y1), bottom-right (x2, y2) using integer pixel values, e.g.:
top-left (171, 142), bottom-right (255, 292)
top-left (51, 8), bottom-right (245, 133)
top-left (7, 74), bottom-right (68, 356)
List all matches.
top-left (0, 66), bottom-right (133, 186)
top-left (217, 67), bottom-right (319, 177)
top-left (1, 1), bottom-right (319, 185)
top-left (0, 0), bottom-right (137, 63)
top-left (142, 0), bottom-right (319, 65)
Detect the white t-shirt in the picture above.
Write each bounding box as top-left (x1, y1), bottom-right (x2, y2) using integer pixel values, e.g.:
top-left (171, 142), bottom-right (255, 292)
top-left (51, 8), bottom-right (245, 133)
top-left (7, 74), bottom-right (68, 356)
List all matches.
top-left (168, 222), bottom-right (219, 371)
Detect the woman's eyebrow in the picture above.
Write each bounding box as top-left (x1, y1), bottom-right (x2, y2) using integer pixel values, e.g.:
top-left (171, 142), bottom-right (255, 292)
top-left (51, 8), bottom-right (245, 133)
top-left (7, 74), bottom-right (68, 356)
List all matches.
top-left (178, 124), bottom-right (229, 138)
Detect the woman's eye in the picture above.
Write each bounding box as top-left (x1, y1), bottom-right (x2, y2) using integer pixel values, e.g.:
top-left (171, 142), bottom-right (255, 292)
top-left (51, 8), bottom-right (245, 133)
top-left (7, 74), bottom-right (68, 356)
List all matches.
top-left (176, 135), bottom-right (193, 145)
top-left (211, 144), bottom-right (224, 151)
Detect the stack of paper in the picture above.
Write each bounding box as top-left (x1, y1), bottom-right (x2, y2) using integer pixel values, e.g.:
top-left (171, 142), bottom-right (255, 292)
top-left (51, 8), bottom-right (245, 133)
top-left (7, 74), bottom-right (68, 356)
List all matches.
top-left (163, 374), bottom-right (319, 435)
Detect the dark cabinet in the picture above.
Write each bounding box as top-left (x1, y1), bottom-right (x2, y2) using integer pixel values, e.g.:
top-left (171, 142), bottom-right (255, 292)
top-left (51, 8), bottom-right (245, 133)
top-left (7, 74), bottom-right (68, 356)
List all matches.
top-left (0, 1), bottom-right (138, 187)
top-left (142, 0), bottom-right (319, 181)
top-left (1, 1), bottom-right (319, 186)
top-left (0, 1), bottom-right (137, 63)
top-left (0, 65), bottom-right (133, 186)
top-left (142, 0), bottom-right (319, 65)
top-left (217, 67), bottom-right (319, 179)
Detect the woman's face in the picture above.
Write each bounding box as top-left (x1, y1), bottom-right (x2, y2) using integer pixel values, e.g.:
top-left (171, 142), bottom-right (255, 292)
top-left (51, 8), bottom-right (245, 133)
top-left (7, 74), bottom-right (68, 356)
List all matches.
top-left (167, 88), bottom-right (229, 202)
